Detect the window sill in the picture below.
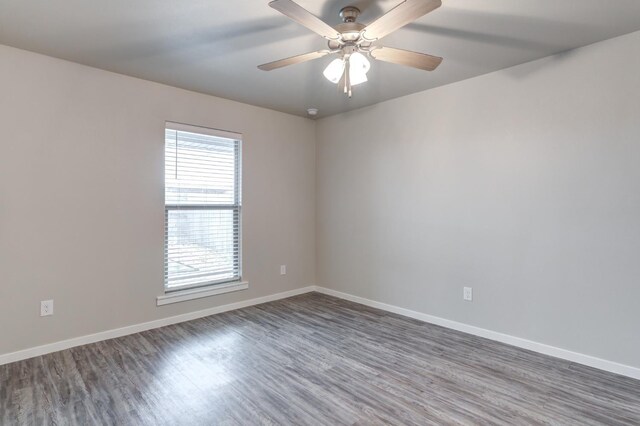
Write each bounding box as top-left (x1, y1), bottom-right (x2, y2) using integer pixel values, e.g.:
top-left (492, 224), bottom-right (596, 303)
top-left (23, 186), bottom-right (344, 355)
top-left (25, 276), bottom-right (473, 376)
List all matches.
top-left (156, 281), bottom-right (249, 306)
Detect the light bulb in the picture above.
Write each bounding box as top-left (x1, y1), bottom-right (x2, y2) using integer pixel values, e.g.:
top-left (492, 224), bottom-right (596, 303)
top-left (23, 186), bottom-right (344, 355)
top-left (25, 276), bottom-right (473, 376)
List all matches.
top-left (323, 58), bottom-right (345, 84)
top-left (349, 52), bottom-right (370, 86)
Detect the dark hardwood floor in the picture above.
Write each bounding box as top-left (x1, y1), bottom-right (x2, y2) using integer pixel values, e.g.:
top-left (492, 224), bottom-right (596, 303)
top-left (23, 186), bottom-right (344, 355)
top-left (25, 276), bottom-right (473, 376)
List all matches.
top-left (2, 292), bottom-right (639, 425)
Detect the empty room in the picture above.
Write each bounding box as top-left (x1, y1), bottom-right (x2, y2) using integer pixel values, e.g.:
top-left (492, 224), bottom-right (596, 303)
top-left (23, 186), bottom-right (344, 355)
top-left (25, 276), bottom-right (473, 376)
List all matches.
top-left (1, 0), bottom-right (639, 424)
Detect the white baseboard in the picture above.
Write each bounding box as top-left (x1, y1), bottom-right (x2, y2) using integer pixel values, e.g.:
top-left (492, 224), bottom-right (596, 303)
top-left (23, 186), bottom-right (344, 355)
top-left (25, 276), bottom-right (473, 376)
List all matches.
top-left (314, 286), bottom-right (640, 381)
top-left (0, 286), bottom-right (317, 366)
top-left (4, 285), bottom-right (639, 381)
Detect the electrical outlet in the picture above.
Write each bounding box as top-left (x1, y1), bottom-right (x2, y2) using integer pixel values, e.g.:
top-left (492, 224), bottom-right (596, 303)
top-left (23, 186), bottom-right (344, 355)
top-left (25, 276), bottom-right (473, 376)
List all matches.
top-left (463, 287), bottom-right (473, 302)
top-left (280, 265), bottom-right (287, 275)
top-left (41, 300), bottom-right (54, 316)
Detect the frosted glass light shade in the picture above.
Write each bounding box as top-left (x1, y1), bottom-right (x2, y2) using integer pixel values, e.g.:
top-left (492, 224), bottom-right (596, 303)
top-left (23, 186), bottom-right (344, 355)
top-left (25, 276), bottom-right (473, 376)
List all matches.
top-left (323, 58), bottom-right (345, 84)
top-left (350, 52), bottom-right (370, 73)
top-left (349, 52), bottom-right (370, 86)
top-left (323, 52), bottom-right (371, 88)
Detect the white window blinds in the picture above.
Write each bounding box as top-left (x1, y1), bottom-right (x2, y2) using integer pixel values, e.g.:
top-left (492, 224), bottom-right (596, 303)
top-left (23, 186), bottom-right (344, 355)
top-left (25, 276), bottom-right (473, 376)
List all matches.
top-left (164, 123), bottom-right (241, 291)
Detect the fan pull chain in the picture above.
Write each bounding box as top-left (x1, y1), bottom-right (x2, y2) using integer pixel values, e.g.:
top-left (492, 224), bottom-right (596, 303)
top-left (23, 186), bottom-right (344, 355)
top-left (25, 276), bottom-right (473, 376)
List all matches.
top-left (344, 58), bottom-right (352, 98)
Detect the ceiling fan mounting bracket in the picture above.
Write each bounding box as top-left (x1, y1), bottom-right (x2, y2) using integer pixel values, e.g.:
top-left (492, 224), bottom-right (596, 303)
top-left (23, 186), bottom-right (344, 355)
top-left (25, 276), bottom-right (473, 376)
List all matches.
top-left (327, 39), bottom-right (342, 50)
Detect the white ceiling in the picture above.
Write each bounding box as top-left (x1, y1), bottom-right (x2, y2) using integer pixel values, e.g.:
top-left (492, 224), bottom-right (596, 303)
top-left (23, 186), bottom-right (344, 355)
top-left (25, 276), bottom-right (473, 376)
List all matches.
top-left (2, 0), bottom-right (640, 118)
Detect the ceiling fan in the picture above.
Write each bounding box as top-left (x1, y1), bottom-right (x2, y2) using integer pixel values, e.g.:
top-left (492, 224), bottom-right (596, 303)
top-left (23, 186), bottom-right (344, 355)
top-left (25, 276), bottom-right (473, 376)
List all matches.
top-left (258, 0), bottom-right (443, 97)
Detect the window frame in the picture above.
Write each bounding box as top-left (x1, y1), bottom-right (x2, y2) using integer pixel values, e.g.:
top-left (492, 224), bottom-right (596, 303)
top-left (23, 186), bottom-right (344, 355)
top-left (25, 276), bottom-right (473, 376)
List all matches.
top-left (163, 121), bottom-right (243, 294)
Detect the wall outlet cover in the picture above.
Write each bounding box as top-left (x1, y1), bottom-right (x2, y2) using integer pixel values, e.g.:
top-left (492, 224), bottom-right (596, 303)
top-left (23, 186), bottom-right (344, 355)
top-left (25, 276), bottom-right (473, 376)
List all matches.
top-left (41, 300), bottom-right (54, 316)
top-left (463, 287), bottom-right (473, 302)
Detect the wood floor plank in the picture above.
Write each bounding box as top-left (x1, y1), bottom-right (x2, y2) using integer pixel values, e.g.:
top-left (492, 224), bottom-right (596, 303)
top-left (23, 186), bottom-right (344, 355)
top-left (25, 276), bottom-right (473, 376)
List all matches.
top-left (1, 292), bottom-right (639, 425)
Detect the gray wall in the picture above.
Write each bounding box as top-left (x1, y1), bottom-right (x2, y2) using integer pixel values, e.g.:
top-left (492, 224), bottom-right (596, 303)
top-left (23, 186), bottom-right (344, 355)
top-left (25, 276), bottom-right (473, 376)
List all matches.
top-left (316, 31), bottom-right (640, 368)
top-left (2, 30), bottom-right (639, 368)
top-left (0, 45), bottom-right (316, 356)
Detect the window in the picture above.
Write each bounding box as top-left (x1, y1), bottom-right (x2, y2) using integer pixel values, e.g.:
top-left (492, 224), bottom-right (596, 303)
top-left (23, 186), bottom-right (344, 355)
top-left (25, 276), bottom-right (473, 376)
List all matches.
top-left (164, 122), bottom-right (241, 292)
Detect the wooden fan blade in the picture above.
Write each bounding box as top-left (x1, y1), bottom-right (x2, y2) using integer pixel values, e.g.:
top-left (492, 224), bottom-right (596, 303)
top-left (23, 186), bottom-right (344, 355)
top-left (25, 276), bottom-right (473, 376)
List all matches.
top-left (269, 0), bottom-right (340, 40)
top-left (258, 50), bottom-right (331, 71)
top-left (361, 0), bottom-right (442, 41)
top-left (370, 46), bottom-right (442, 71)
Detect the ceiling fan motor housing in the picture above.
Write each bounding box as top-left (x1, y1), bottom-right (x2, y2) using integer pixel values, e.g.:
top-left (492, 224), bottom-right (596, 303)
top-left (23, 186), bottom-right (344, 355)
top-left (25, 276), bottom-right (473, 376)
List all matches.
top-left (339, 6), bottom-right (360, 23)
top-left (329, 7), bottom-right (368, 50)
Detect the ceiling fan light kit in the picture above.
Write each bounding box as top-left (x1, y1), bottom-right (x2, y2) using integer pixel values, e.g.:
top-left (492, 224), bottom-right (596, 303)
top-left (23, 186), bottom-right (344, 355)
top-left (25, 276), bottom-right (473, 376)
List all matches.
top-left (258, 0), bottom-right (444, 98)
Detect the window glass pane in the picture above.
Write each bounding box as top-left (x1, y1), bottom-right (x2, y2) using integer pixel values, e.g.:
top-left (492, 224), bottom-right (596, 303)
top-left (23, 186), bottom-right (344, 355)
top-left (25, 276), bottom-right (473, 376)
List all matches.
top-left (165, 129), bottom-right (237, 206)
top-left (165, 208), bottom-right (239, 289)
top-left (164, 126), bottom-right (241, 290)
